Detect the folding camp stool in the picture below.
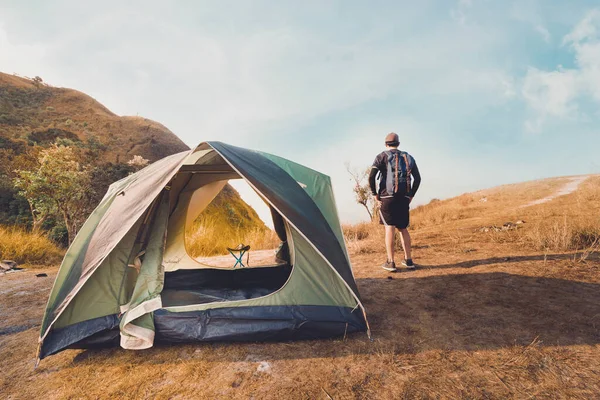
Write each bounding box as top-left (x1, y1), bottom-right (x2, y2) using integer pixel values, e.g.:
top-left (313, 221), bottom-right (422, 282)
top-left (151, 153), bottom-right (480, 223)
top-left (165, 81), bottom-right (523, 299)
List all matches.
top-left (227, 244), bottom-right (251, 268)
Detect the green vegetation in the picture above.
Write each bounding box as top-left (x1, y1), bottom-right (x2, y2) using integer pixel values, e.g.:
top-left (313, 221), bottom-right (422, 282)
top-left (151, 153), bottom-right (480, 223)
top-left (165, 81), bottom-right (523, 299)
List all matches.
top-left (14, 145), bottom-right (92, 244)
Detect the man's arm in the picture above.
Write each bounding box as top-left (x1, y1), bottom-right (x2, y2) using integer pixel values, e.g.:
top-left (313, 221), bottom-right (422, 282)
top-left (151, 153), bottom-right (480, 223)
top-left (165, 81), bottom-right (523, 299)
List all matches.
top-left (369, 154), bottom-right (383, 198)
top-left (408, 164), bottom-right (421, 198)
top-left (369, 167), bottom-right (378, 197)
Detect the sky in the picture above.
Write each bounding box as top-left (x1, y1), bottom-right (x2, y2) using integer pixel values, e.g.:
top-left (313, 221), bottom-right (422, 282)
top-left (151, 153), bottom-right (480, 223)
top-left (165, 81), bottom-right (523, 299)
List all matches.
top-left (1, 0), bottom-right (600, 224)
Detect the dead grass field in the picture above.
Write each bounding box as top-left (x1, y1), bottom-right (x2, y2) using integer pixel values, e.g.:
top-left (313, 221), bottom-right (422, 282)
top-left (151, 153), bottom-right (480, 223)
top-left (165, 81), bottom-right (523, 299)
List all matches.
top-left (2, 175), bottom-right (600, 399)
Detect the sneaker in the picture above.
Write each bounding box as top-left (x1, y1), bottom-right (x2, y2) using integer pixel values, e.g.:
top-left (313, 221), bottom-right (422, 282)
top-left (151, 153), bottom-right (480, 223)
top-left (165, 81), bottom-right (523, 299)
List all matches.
top-left (381, 260), bottom-right (397, 272)
top-left (402, 259), bottom-right (416, 270)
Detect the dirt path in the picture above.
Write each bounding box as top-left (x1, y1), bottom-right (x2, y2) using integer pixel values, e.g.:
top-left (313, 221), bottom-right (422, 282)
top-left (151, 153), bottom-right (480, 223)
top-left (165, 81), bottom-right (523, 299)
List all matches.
top-left (0, 267), bottom-right (56, 337)
top-left (522, 175), bottom-right (590, 207)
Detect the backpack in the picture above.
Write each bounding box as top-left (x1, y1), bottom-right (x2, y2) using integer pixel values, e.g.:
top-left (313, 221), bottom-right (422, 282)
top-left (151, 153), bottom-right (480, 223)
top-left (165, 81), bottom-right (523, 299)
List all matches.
top-left (384, 150), bottom-right (412, 195)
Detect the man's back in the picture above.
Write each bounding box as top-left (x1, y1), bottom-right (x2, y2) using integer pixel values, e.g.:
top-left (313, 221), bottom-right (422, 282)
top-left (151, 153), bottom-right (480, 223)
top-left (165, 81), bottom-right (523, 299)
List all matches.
top-left (371, 149), bottom-right (421, 198)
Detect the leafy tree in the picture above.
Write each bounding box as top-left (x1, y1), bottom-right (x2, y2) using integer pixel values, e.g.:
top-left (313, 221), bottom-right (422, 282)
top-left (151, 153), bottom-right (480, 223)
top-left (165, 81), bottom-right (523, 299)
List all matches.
top-left (14, 145), bottom-right (91, 244)
top-left (32, 76), bottom-right (43, 88)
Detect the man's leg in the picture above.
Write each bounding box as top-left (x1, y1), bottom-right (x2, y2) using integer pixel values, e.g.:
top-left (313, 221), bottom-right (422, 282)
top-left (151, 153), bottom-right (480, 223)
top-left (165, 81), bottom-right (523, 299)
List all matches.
top-left (385, 225), bottom-right (395, 262)
top-left (398, 228), bottom-right (412, 261)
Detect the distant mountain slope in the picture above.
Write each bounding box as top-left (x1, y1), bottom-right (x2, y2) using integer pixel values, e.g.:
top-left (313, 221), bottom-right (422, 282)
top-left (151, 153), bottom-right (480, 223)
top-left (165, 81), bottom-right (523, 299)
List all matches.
top-left (0, 72), bottom-right (268, 244)
top-left (0, 72), bottom-right (189, 163)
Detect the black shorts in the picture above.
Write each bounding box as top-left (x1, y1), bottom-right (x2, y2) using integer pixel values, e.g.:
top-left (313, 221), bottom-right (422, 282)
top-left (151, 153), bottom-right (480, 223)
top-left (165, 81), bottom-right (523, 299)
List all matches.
top-left (378, 195), bottom-right (410, 228)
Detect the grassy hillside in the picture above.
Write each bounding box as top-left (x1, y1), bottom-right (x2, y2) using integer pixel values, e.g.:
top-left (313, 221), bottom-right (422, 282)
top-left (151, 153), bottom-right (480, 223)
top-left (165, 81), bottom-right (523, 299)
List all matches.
top-left (345, 175), bottom-right (600, 256)
top-left (187, 185), bottom-right (278, 257)
top-left (0, 72), bottom-right (189, 163)
top-left (0, 71), bottom-right (189, 232)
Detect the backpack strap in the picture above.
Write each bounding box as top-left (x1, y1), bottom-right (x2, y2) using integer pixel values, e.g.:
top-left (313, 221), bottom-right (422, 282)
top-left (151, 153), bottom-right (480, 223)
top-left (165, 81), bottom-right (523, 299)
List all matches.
top-left (395, 152), bottom-right (399, 193)
top-left (401, 153), bottom-right (411, 193)
top-left (384, 151), bottom-right (394, 194)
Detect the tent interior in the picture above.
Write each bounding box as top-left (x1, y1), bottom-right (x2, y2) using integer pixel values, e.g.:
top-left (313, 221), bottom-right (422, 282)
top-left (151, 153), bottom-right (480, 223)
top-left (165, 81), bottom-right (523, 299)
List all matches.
top-left (159, 147), bottom-right (293, 308)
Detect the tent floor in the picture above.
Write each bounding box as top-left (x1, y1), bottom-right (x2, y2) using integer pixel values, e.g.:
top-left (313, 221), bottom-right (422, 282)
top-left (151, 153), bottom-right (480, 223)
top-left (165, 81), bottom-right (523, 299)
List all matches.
top-left (161, 287), bottom-right (275, 307)
top-left (162, 264), bottom-right (292, 307)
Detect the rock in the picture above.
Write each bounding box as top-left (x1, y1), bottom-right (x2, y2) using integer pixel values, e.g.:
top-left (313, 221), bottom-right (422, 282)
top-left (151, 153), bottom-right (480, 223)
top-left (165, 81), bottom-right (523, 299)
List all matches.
top-left (516, 220), bottom-right (526, 225)
top-left (1, 260), bottom-right (18, 271)
top-left (256, 361), bottom-right (272, 374)
top-left (502, 222), bottom-right (516, 230)
top-left (36, 273), bottom-right (48, 278)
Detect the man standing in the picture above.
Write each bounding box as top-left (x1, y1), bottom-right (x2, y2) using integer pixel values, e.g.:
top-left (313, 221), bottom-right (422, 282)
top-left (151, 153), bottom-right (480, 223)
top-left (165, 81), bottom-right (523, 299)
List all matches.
top-left (369, 133), bottom-right (421, 272)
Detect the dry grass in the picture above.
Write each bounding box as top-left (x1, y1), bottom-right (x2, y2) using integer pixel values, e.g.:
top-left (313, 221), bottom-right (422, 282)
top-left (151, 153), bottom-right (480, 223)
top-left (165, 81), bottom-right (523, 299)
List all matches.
top-left (2, 174), bottom-right (600, 399)
top-left (343, 222), bottom-right (381, 254)
top-left (186, 214), bottom-right (280, 257)
top-left (523, 176), bottom-right (600, 252)
top-left (526, 216), bottom-right (600, 251)
top-left (410, 175), bottom-right (600, 253)
top-left (410, 193), bottom-right (485, 229)
top-left (410, 177), bottom-right (568, 231)
top-left (0, 225), bottom-right (63, 266)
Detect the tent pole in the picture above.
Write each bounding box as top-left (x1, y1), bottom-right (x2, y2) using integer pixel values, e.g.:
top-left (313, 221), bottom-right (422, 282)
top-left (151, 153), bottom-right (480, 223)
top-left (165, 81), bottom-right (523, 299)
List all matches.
top-left (34, 343), bottom-right (41, 369)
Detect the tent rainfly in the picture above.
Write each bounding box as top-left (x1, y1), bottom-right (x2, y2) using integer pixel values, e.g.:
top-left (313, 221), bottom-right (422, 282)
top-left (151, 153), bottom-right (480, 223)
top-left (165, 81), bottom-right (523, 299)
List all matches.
top-left (38, 142), bottom-right (369, 362)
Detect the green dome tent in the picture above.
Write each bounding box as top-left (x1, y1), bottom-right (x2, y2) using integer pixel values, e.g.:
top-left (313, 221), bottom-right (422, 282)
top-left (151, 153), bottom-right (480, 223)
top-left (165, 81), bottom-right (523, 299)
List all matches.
top-left (38, 142), bottom-right (369, 361)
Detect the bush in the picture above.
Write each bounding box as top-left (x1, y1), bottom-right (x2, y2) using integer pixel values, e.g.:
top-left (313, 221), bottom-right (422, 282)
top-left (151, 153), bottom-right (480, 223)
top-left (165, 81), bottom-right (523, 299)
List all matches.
top-left (0, 225), bottom-right (64, 265)
top-left (28, 128), bottom-right (80, 144)
top-left (48, 224), bottom-right (69, 248)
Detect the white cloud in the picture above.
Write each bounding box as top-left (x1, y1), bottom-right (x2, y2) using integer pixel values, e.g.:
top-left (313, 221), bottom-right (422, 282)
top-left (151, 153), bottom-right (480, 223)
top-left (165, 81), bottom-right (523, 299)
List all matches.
top-left (510, 1), bottom-right (552, 43)
top-left (563, 9), bottom-right (600, 45)
top-left (522, 67), bottom-right (579, 117)
top-left (522, 9), bottom-right (600, 133)
top-left (535, 24), bottom-right (551, 43)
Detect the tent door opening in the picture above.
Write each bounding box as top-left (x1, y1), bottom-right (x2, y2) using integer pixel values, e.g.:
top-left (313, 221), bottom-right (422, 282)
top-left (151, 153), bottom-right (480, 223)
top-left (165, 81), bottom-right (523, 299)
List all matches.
top-left (161, 165), bottom-right (293, 308)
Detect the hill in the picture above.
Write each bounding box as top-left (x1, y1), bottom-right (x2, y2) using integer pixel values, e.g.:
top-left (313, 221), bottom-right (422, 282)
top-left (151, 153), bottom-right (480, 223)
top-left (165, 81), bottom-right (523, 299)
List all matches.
top-left (0, 72), bottom-right (268, 249)
top-left (1, 174), bottom-right (599, 398)
top-left (0, 72), bottom-right (188, 163)
top-left (186, 184), bottom-right (278, 257)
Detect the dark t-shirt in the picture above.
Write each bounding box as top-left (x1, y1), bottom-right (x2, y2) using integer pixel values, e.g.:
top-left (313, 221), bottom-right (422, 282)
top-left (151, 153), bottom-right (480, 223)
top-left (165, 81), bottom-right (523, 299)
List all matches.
top-left (370, 150), bottom-right (421, 198)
